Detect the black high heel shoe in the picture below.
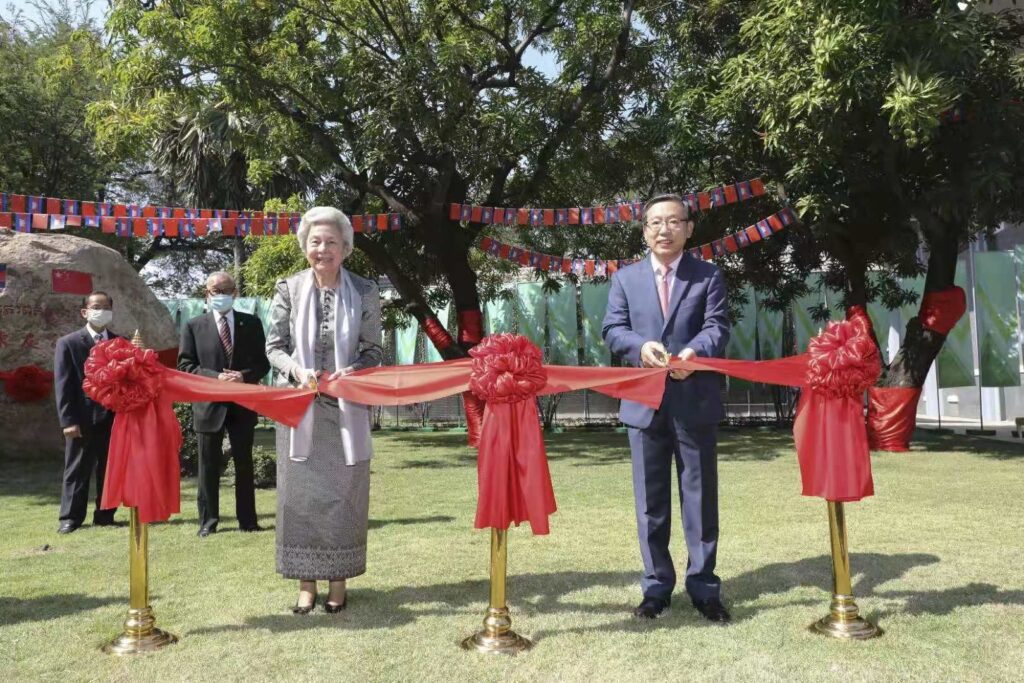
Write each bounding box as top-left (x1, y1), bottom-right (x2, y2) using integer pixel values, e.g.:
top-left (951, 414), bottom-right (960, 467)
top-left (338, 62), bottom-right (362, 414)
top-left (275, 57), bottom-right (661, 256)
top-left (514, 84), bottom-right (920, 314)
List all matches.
top-left (324, 595), bottom-right (347, 613)
top-left (292, 594), bottom-right (317, 615)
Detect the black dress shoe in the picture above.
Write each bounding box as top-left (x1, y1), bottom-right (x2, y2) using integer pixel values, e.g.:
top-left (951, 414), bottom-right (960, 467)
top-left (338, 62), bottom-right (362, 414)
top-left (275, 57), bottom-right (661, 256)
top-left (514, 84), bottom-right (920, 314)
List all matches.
top-left (692, 597), bottom-right (731, 623)
top-left (324, 595), bottom-right (347, 614)
top-left (239, 524), bottom-right (263, 533)
top-left (57, 522), bottom-right (80, 534)
top-left (292, 595), bottom-right (317, 615)
top-left (93, 516), bottom-right (118, 527)
top-left (632, 597), bottom-right (671, 619)
top-left (197, 526), bottom-right (217, 538)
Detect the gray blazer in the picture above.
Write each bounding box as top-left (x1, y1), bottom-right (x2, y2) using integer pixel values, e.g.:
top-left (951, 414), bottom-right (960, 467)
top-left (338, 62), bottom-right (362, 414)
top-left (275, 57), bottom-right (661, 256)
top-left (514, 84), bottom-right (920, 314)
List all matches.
top-left (265, 268), bottom-right (383, 386)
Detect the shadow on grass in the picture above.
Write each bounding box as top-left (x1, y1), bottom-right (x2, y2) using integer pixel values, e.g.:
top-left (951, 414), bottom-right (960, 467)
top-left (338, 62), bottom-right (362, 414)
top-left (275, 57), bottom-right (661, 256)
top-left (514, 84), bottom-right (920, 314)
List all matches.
top-left (0, 594), bottom-right (121, 626)
top-left (909, 430), bottom-right (1024, 460)
top-left (368, 515), bottom-right (455, 529)
top-left (0, 461), bottom-right (62, 505)
top-left (187, 551), bottom-right (1020, 640)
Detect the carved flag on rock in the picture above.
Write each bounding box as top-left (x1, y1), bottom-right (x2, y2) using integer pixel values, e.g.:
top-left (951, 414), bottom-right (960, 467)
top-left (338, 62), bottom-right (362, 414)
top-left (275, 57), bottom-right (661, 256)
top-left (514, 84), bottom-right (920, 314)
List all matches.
top-left (51, 269), bottom-right (94, 295)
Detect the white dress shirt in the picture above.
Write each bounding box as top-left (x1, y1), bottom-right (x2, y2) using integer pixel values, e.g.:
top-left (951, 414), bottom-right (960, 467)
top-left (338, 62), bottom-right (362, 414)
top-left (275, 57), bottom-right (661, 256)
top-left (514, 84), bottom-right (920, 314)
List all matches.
top-left (84, 324), bottom-right (108, 343)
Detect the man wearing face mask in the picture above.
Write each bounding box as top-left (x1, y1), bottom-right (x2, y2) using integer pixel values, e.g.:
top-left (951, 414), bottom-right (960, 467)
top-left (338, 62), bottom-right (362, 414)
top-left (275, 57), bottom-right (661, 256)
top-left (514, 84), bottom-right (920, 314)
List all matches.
top-left (178, 271), bottom-right (271, 537)
top-left (54, 291), bottom-right (121, 533)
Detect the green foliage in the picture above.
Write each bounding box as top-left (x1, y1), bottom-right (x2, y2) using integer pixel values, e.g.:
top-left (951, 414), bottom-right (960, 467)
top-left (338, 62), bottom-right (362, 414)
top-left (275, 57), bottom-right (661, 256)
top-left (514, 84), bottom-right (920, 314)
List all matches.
top-left (174, 402), bottom-right (200, 476)
top-left (668, 0), bottom-right (1024, 316)
top-left (94, 0), bottom-right (658, 333)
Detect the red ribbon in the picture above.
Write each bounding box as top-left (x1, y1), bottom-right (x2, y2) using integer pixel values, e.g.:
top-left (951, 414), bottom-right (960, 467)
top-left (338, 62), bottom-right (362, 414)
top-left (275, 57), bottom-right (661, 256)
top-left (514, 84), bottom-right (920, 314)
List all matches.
top-left (0, 364), bottom-right (54, 402)
top-left (867, 386), bottom-right (922, 452)
top-left (457, 309), bottom-right (484, 345)
top-left (920, 287), bottom-right (967, 335)
top-left (422, 316), bottom-right (452, 352)
top-left (85, 317), bottom-right (879, 527)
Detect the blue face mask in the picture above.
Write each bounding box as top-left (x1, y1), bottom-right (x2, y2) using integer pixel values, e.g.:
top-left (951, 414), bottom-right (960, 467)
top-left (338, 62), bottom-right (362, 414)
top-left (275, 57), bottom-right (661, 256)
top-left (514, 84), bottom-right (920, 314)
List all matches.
top-left (209, 294), bottom-right (234, 313)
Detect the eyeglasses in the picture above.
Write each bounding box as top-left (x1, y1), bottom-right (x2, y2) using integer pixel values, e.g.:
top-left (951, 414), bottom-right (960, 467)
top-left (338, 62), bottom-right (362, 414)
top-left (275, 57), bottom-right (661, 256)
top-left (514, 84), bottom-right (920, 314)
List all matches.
top-left (207, 287), bottom-right (235, 295)
top-left (644, 218), bottom-right (689, 232)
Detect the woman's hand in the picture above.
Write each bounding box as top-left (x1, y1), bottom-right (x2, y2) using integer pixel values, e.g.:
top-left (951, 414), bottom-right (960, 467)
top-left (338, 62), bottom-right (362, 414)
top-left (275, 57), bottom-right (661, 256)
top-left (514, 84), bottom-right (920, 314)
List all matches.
top-left (293, 367), bottom-right (320, 389)
top-left (326, 366), bottom-right (355, 381)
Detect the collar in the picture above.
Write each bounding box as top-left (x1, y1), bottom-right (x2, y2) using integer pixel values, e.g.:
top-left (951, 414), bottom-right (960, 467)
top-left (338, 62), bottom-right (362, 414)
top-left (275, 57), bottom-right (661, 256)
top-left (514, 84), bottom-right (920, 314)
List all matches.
top-left (84, 324), bottom-right (107, 339)
top-left (213, 308), bottom-right (235, 323)
top-left (650, 252), bottom-right (683, 276)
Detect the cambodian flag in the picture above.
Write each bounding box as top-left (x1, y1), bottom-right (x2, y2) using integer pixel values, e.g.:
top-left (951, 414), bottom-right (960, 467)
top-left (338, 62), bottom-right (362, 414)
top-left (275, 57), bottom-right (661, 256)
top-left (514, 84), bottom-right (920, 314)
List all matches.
top-left (756, 219), bottom-right (772, 238)
top-left (28, 196), bottom-right (45, 213)
top-left (488, 239), bottom-right (502, 256)
top-left (736, 181), bottom-right (753, 201)
top-left (481, 207), bottom-right (494, 224)
top-left (158, 206), bottom-right (172, 218)
top-left (581, 207), bottom-right (593, 225)
top-left (555, 208), bottom-right (568, 225)
top-left (127, 203), bottom-right (141, 217)
top-left (710, 240), bottom-right (725, 257)
top-left (63, 199), bottom-right (79, 215)
top-left (548, 256), bottom-right (563, 272)
top-left (0, 263), bottom-right (6, 291)
top-left (503, 208), bottom-right (516, 225)
top-left (594, 260), bottom-right (607, 278)
top-left (115, 217), bottom-right (130, 237)
top-left (530, 208), bottom-right (543, 226)
top-left (780, 207), bottom-right (796, 226)
top-left (209, 217), bottom-right (222, 232)
top-left (529, 251), bottom-right (543, 267)
top-left (48, 215), bottom-right (66, 230)
top-left (735, 230), bottom-right (751, 248)
top-left (13, 214), bottom-right (31, 232)
top-left (605, 205), bottom-right (618, 224)
top-left (709, 187), bottom-right (726, 208)
top-left (683, 194), bottom-right (699, 214)
top-left (98, 202), bottom-right (113, 216)
top-left (83, 214), bottom-right (100, 228)
top-left (507, 246), bottom-right (522, 262)
top-left (389, 213), bottom-right (402, 231)
top-left (572, 259), bottom-right (586, 276)
top-left (687, 248), bottom-right (700, 259)
top-left (0, 193), bottom-right (7, 212)
top-left (238, 215), bottom-right (251, 235)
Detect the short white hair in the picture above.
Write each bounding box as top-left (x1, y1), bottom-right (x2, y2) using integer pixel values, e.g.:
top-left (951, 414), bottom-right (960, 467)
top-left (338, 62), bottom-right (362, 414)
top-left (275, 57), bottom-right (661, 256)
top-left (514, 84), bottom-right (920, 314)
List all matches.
top-left (297, 206), bottom-right (353, 256)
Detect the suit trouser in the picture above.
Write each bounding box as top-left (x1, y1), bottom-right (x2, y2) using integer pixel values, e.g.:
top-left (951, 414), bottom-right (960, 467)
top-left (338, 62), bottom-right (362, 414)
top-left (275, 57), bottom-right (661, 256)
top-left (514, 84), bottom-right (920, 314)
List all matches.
top-left (59, 416), bottom-right (115, 524)
top-left (628, 411), bottom-right (720, 602)
top-left (196, 409), bottom-right (258, 530)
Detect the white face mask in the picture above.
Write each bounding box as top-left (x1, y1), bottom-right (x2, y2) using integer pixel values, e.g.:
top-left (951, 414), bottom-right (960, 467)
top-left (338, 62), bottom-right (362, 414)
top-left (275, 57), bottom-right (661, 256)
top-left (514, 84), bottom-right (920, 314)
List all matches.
top-left (209, 294), bottom-right (235, 313)
top-left (86, 309), bottom-right (113, 329)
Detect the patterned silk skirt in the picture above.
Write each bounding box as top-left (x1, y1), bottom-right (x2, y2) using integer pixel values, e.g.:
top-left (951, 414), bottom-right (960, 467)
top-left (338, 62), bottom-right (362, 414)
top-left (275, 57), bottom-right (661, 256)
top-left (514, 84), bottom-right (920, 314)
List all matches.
top-left (275, 400), bottom-right (371, 580)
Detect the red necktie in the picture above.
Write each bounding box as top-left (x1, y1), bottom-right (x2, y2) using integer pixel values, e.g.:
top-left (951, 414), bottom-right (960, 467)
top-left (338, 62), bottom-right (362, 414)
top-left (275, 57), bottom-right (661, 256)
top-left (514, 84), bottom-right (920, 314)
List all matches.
top-left (218, 315), bottom-right (233, 365)
top-left (659, 267), bottom-right (672, 317)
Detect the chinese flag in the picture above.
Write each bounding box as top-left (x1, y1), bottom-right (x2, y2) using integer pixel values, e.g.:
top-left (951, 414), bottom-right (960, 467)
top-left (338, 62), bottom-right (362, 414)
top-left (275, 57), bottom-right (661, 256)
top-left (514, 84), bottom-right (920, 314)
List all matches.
top-left (142, 206), bottom-right (157, 218)
top-left (470, 206), bottom-right (483, 223)
top-left (745, 226), bottom-right (762, 243)
top-left (351, 216), bottom-right (363, 232)
top-left (132, 217), bottom-right (147, 236)
top-left (723, 234), bottom-right (739, 253)
top-left (698, 193), bottom-right (711, 211)
top-left (499, 244), bottom-right (511, 259)
top-left (9, 194), bottom-right (26, 213)
top-left (250, 218), bottom-right (264, 236)
top-left (32, 214), bottom-right (48, 230)
top-left (723, 185), bottom-right (738, 204)
top-left (517, 208), bottom-right (529, 225)
top-left (594, 207), bottom-right (606, 224)
top-left (101, 217), bottom-right (115, 234)
top-left (222, 219), bottom-right (237, 236)
top-left (700, 245), bottom-right (713, 260)
top-left (449, 204), bottom-right (461, 221)
top-left (46, 198), bottom-right (62, 214)
top-left (750, 178), bottom-right (765, 196)
top-left (768, 214), bottom-right (784, 232)
top-left (479, 237), bottom-right (493, 251)
top-left (51, 269), bottom-right (94, 295)
top-left (0, 213), bottom-right (10, 228)
top-left (163, 218), bottom-right (179, 237)
top-left (543, 209), bottom-right (555, 226)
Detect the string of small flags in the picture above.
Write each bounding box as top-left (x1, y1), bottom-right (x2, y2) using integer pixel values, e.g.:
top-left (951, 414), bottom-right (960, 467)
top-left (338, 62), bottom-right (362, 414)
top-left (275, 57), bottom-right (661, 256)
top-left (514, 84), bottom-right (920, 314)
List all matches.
top-left (0, 192), bottom-right (403, 236)
top-left (477, 208), bottom-right (797, 277)
top-left (450, 178), bottom-right (766, 226)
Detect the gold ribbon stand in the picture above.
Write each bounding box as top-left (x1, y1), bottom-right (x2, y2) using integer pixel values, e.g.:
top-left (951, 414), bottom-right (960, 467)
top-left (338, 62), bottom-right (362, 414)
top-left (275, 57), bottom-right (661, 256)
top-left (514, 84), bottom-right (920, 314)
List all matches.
top-left (809, 501), bottom-right (882, 640)
top-left (102, 330), bottom-right (177, 655)
top-left (461, 529), bottom-right (532, 654)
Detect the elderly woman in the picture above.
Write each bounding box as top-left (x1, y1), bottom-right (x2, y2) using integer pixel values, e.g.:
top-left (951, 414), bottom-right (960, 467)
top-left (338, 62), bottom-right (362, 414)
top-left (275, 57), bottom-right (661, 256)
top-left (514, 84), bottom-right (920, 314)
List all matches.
top-left (266, 206), bottom-right (383, 614)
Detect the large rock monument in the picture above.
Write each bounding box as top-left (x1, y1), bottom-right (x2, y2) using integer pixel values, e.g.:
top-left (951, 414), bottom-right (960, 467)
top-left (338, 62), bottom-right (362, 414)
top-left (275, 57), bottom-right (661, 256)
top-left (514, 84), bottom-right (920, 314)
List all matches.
top-left (0, 231), bottom-right (178, 457)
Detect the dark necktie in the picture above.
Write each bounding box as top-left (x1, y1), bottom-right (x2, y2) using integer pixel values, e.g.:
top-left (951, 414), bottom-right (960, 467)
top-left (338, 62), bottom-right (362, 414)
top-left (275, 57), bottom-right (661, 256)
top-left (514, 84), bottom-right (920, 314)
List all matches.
top-left (218, 316), bottom-right (233, 366)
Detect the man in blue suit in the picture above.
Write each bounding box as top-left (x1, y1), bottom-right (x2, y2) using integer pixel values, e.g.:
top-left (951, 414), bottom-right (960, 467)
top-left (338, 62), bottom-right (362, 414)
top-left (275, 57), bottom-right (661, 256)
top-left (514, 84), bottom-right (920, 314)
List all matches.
top-left (603, 194), bottom-right (731, 622)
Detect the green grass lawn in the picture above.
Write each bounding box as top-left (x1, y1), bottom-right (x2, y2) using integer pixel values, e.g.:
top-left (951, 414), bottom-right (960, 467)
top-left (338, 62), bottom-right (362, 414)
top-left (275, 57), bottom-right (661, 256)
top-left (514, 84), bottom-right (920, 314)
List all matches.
top-left (2, 428), bottom-right (1022, 682)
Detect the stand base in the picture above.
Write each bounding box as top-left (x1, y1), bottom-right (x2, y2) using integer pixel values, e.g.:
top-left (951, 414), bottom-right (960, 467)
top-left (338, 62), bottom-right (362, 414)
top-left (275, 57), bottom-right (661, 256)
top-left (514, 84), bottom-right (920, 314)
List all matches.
top-left (461, 607), bottom-right (532, 655)
top-left (101, 608), bottom-right (178, 655)
top-left (809, 595), bottom-right (881, 640)
top-left (461, 629), bottom-right (532, 655)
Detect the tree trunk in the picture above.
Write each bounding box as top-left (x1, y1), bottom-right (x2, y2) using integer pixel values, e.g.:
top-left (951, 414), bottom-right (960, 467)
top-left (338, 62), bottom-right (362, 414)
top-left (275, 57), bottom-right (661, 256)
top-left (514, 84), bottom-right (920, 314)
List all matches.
top-left (879, 216), bottom-right (961, 388)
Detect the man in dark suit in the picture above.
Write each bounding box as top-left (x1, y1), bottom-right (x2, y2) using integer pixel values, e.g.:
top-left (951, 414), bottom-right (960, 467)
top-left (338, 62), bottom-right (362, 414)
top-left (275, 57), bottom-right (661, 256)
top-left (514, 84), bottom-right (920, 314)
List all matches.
top-left (54, 291), bottom-right (120, 533)
top-left (178, 271), bottom-right (270, 537)
top-left (603, 194), bottom-right (732, 622)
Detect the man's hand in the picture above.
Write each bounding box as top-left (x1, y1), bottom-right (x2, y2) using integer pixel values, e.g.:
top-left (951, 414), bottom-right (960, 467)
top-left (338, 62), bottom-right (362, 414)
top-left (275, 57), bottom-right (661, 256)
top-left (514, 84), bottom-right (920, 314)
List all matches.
top-left (217, 370), bottom-right (244, 382)
top-left (62, 425), bottom-right (81, 439)
top-left (640, 341), bottom-right (670, 368)
top-left (327, 366), bottom-right (355, 381)
top-left (669, 348), bottom-right (697, 380)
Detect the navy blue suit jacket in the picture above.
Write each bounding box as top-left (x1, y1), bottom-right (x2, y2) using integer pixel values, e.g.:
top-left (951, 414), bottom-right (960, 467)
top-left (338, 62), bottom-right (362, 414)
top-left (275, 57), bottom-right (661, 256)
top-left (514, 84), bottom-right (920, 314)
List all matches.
top-left (54, 328), bottom-right (121, 429)
top-left (602, 254), bottom-right (730, 429)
